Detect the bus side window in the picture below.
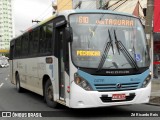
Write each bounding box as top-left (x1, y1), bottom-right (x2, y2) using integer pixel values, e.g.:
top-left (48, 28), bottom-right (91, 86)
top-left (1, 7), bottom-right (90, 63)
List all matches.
top-left (21, 34), bottom-right (29, 57)
top-left (33, 29), bottom-right (39, 54)
top-left (29, 32), bottom-right (33, 55)
top-left (10, 45), bottom-right (14, 60)
top-left (15, 37), bottom-right (21, 58)
top-left (29, 29), bottom-right (39, 56)
top-left (39, 23), bottom-right (53, 55)
top-left (39, 26), bottom-right (46, 54)
top-left (45, 23), bottom-right (53, 54)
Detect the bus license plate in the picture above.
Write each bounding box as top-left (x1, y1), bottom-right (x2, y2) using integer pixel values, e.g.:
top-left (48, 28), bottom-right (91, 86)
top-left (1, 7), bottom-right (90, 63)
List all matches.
top-left (112, 94), bottom-right (126, 100)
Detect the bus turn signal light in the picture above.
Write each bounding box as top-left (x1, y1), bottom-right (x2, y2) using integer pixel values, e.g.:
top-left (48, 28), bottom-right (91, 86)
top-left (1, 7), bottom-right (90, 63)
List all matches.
top-left (74, 73), bottom-right (93, 91)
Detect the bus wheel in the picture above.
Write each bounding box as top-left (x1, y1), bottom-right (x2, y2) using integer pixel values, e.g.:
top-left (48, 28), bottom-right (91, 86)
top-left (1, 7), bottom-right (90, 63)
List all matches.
top-left (16, 73), bottom-right (23, 92)
top-left (44, 79), bottom-right (58, 108)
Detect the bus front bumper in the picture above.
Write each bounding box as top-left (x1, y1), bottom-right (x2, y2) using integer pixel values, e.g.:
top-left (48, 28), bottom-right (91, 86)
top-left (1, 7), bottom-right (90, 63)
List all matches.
top-left (69, 82), bottom-right (151, 108)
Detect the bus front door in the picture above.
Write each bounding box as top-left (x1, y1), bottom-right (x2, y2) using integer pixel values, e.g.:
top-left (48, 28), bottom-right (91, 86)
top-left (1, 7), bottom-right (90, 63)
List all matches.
top-left (57, 29), bottom-right (65, 100)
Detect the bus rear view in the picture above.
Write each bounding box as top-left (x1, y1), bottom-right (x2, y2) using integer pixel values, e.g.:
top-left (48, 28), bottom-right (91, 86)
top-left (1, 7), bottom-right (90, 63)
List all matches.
top-left (68, 11), bottom-right (151, 108)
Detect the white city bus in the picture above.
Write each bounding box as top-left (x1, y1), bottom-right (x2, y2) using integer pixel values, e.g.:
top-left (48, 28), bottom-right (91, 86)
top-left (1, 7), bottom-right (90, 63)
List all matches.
top-left (10, 10), bottom-right (151, 108)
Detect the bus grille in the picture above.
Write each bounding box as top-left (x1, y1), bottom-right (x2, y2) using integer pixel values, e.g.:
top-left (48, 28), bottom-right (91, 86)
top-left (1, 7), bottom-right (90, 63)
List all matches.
top-left (100, 93), bottom-right (136, 102)
top-left (94, 82), bottom-right (140, 92)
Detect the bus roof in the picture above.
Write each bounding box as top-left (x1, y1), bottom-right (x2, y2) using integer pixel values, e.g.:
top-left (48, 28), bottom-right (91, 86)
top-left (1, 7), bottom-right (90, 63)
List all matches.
top-left (11, 9), bottom-right (138, 41)
top-left (59, 9), bottom-right (138, 19)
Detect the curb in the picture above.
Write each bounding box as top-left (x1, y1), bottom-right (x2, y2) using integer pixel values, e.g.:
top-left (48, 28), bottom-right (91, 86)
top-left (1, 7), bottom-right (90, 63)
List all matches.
top-left (151, 79), bottom-right (160, 106)
top-left (148, 96), bottom-right (160, 106)
top-left (147, 103), bottom-right (160, 106)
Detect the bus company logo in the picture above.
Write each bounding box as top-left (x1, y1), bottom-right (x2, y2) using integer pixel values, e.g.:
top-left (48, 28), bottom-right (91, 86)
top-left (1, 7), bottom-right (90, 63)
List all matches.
top-left (2, 112), bottom-right (11, 117)
top-left (116, 83), bottom-right (122, 89)
top-left (106, 71), bottom-right (130, 74)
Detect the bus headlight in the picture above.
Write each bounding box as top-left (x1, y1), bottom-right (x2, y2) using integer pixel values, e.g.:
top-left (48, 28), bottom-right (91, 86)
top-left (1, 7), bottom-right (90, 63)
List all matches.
top-left (141, 73), bottom-right (151, 88)
top-left (74, 73), bottom-right (93, 91)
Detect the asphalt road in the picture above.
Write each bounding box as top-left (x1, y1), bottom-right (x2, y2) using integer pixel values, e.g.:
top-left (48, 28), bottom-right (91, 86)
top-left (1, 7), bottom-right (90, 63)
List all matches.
top-left (0, 67), bottom-right (160, 120)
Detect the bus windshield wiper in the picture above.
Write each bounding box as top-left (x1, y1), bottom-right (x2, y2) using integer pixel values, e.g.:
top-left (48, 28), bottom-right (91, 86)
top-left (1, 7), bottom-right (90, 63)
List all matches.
top-left (97, 30), bottom-right (114, 71)
top-left (114, 30), bottom-right (139, 70)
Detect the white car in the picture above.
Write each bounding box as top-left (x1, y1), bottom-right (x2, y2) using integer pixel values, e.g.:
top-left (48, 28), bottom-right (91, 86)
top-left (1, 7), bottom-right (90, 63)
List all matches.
top-left (0, 56), bottom-right (9, 68)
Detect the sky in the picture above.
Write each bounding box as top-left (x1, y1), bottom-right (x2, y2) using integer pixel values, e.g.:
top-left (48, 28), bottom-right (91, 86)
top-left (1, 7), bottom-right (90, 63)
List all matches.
top-left (12, 0), bottom-right (53, 36)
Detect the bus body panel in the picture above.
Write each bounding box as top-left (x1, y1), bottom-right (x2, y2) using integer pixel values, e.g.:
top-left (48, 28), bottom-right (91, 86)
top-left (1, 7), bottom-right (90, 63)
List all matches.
top-left (12, 56), bottom-right (55, 96)
top-left (69, 60), bottom-right (151, 108)
top-left (52, 56), bottom-right (59, 101)
top-left (9, 60), bottom-right (15, 85)
top-left (70, 82), bottom-right (151, 108)
top-left (11, 55), bottom-right (70, 107)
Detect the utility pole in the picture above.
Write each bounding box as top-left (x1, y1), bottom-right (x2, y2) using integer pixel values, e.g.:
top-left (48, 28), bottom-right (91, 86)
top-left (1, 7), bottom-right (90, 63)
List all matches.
top-left (145, 0), bottom-right (154, 78)
top-left (145, 0), bottom-right (154, 48)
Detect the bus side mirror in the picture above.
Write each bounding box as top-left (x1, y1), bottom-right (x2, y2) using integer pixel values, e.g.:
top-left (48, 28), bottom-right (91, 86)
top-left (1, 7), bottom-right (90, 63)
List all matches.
top-left (65, 27), bottom-right (73, 42)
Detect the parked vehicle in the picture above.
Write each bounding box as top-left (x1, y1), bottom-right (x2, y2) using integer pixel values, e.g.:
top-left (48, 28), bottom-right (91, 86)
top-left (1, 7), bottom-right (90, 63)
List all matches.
top-left (0, 56), bottom-right (9, 68)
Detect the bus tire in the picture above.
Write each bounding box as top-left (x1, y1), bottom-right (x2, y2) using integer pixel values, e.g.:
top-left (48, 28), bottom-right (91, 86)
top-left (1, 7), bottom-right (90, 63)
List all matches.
top-left (16, 73), bottom-right (23, 93)
top-left (44, 79), bottom-right (58, 108)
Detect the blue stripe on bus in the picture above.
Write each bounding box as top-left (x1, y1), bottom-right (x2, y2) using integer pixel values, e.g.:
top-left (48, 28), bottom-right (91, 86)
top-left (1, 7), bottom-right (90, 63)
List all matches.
top-left (77, 69), bottom-right (149, 91)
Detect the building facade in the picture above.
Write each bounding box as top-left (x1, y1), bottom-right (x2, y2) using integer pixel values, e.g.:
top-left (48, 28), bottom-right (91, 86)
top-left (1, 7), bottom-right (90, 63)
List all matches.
top-left (57, 0), bottom-right (72, 12)
top-left (73, 0), bottom-right (97, 9)
top-left (0, 0), bottom-right (13, 54)
top-left (73, 0), bottom-right (146, 19)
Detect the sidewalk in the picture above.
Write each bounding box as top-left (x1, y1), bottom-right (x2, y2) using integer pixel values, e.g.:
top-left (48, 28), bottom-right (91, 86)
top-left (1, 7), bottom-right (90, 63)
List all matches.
top-left (149, 79), bottom-right (160, 105)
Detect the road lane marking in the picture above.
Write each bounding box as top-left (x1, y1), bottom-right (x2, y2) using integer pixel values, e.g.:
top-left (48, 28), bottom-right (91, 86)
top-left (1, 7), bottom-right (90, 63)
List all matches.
top-left (5, 78), bottom-right (8, 81)
top-left (0, 83), bottom-right (4, 88)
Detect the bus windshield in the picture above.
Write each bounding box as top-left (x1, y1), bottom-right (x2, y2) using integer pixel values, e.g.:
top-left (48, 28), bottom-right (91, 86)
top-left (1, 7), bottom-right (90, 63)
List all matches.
top-left (69, 13), bottom-right (150, 69)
